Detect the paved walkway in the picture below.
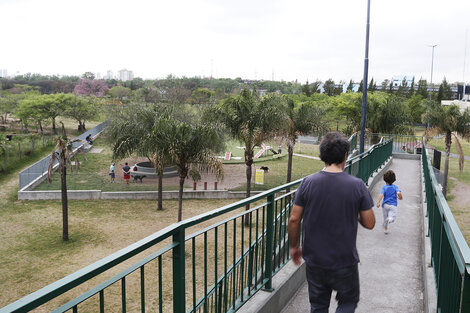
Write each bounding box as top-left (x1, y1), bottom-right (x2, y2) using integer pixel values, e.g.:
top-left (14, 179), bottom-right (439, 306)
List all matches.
top-left (281, 158), bottom-right (424, 313)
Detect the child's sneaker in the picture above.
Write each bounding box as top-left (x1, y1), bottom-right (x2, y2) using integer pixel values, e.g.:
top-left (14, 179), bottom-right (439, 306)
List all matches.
top-left (383, 217), bottom-right (390, 234)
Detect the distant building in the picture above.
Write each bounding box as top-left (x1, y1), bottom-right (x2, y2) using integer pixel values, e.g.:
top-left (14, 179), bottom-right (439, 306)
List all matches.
top-left (441, 100), bottom-right (470, 112)
top-left (104, 70), bottom-right (114, 80)
top-left (391, 75), bottom-right (414, 87)
top-left (96, 72), bottom-right (101, 79)
top-left (118, 69), bottom-right (134, 82)
top-left (0, 69), bottom-right (7, 78)
top-left (342, 82), bottom-right (360, 93)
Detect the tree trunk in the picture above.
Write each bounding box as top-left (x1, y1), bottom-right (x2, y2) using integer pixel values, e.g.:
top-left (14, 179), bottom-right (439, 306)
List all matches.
top-left (158, 170), bottom-right (163, 211)
top-left (60, 152), bottom-right (69, 241)
top-left (52, 119), bottom-right (56, 135)
top-left (442, 131), bottom-right (451, 198)
top-left (39, 121), bottom-right (43, 135)
top-left (287, 143), bottom-right (294, 184)
top-left (178, 175), bottom-right (185, 222)
top-left (244, 149), bottom-right (253, 226)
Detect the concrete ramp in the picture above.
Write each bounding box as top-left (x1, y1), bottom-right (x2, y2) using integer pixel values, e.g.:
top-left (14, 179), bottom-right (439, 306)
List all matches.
top-left (281, 158), bottom-right (425, 313)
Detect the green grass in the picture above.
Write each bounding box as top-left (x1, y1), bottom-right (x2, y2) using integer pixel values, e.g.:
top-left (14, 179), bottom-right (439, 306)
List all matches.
top-left (231, 155), bottom-right (324, 191)
top-left (427, 137), bottom-right (470, 157)
top-left (221, 139), bottom-right (287, 164)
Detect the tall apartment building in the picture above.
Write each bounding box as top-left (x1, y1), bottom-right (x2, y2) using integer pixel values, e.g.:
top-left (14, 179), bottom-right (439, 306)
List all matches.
top-left (0, 69), bottom-right (8, 78)
top-left (118, 69), bottom-right (134, 82)
top-left (104, 70), bottom-right (114, 80)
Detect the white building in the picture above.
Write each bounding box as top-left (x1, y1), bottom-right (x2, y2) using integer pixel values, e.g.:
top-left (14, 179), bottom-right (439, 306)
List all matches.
top-left (391, 75), bottom-right (414, 87)
top-left (104, 70), bottom-right (114, 80)
top-left (0, 69), bottom-right (7, 78)
top-left (118, 69), bottom-right (134, 82)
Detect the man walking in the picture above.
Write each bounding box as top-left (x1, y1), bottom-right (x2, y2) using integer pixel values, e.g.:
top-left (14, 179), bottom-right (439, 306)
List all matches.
top-left (288, 132), bottom-right (375, 313)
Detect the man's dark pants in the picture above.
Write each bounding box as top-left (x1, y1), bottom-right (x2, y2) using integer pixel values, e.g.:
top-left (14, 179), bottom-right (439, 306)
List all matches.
top-left (306, 263), bottom-right (359, 313)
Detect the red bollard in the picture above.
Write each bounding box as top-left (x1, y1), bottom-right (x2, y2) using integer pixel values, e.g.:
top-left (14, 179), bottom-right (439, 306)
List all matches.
top-left (214, 182), bottom-right (218, 190)
top-left (193, 182), bottom-right (197, 190)
top-left (204, 182), bottom-right (207, 190)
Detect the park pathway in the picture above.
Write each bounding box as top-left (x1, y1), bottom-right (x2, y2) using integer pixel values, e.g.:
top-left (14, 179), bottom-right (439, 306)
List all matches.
top-left (281, 158), bottom-right (424, 313)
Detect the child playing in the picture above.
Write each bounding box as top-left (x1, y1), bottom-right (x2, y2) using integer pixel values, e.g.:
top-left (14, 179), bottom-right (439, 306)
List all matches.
top-left (376, 170), bottom-right (403, 234)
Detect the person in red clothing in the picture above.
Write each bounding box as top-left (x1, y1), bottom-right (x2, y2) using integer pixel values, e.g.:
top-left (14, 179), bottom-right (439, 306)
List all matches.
top-left (122, 162), bottom-right (131, 184)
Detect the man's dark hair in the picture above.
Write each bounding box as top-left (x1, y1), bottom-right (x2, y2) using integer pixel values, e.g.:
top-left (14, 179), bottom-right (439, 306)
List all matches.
top-left (383, 170), bottom-right (396, 185)
top-left (319, 132), bottom-right (350, 165)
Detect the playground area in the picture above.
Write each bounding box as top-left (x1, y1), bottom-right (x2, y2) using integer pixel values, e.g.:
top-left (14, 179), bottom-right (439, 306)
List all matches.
top-left (34, 138), bottom-right (321, 193)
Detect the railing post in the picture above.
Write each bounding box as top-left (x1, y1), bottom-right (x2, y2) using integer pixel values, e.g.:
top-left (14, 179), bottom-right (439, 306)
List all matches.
top-left (263, 193), bottom-right (275, 291)
top-left (172, 228), bottom-right (186, 313)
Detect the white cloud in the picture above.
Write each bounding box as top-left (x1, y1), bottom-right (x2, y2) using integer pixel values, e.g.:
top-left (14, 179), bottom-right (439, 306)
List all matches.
top-left (1, 0), bottom-right (470, 83)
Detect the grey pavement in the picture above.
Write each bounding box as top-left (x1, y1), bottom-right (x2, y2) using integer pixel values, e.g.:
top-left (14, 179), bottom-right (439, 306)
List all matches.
top-left (281, 158), bottom-right (424, 313)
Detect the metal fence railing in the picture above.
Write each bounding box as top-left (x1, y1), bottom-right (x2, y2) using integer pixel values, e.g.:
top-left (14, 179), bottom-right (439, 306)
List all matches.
top-left (1, 136), bottom-right (393, 313)
top-left (422, 138), bottom-right (470, 313)
top-left (365, 133), bottom-right (421, 154)
top-left (18, 122), bottom-right (107, 190)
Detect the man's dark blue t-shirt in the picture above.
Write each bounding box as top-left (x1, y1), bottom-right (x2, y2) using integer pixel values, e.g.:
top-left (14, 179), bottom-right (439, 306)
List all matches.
top-left (294, 171), bottom-right (374, 270)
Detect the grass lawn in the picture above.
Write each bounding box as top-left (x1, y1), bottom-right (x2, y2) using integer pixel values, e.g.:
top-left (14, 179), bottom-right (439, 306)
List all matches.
top-left (1, 137), bottom-right (324, 311)
top-left (426, 136), bottom-right (470, 156)
top-left (437, 155), bottom-right (470, 245)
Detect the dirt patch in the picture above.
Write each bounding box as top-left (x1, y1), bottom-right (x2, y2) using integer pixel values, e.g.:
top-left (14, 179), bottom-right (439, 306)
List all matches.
top-left (449, 180), bottom-right (470, 209)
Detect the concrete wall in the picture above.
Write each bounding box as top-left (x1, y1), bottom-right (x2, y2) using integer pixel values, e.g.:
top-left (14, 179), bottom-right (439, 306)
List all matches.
top-left (18, 189), bottom-right (261, 201)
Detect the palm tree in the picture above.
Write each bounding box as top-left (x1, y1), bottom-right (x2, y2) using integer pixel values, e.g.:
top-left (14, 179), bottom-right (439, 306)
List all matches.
top-left (211, 89), bottom-right (285, 219)
top-left (47, 123), bottom-right (86, 241)
top-left (424, 104), bottom-right (470, 197)
top-left (282, 96), bottom-right (329, 184)
top-left (155, 117), bottom-right (224, 221)
top-left (107, 103), bottom-right (171, 211)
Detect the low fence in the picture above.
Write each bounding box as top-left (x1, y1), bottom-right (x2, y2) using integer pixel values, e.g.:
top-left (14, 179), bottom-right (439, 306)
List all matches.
top-left (18, 122), bottom-right (106, 191)
top-left (365, 133), bottom-right (421, 154)
top-left (1, 136), bottom-right (393, 313)
top-left (422, 139), bottom-right (470, 312)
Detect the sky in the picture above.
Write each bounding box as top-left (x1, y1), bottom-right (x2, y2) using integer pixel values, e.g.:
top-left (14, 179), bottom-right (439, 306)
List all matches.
top-left (1, 0), bottom-right (470, 84)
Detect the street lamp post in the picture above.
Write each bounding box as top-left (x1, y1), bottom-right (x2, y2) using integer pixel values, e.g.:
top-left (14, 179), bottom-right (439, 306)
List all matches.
top-left (359, 0), bottom-right (371, 153)
top-left (428, 45), bottom-right (437, 129)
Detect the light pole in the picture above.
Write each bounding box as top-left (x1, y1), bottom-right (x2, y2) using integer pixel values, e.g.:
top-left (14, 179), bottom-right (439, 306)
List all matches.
top-left (359, 0), bottom-right (371, 153)
top-left (428, 45), bottom-right (437, 129)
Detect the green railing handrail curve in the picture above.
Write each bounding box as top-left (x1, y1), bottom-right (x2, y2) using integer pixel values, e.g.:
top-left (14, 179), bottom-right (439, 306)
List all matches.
top-left (422, 138), bottom-right (470, 270)
top-left (0, 136), bottom-right (392, 313)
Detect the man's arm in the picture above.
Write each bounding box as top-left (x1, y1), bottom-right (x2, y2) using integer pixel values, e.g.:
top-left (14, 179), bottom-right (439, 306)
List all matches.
top-left (288, 204), bottom-right (304, 266)
top-left (359, 208), bottom-right (375, 229)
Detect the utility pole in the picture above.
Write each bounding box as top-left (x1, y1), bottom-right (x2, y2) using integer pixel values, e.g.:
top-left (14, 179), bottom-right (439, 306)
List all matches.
top-left (360, 0), bottom-right (371, 154)
top-left (428, 45), bottom-right (437, 129)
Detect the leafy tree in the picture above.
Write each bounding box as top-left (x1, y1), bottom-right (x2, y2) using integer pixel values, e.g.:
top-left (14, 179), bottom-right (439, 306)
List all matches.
top-left (358, 80), bottom-right (364, 93)
top-left (332, 92), bottom-right (362, 132)
top-left (81, 72), bottom-right (95, 80)
top-left (47, 124), bottom-right (87, 241)
top-left (133, 83), bottom-right (163, 103)
top-left (406, 94), bottom-right (426, 124)
top-left (108, 86), bottom-right (131, 101)
top-left (160, 117), bottom-right (224, 221)
top-left (16, 95), bottom-right (49, 133)
top-left (74, 79), bottom-right (109, 97)
top-left (368, 78), bottom-right (377, 92)
top-left (302, 80), bottom-right (312, 97)
top-left (323, 79), bottom-right (336, 96)
top-left (424, 104), bottom-right (470, 197)
top-left (408, 77), bottom-right (415, 98)
top-left (107, 103), bottom-right (173, 211)
top-left (396, 78), bottom-right (409, 97)
top-left (381, 79), bottom-right (390, 92)
top-left (64, 96), bottom-right (96, 132)
top-left (437, 77), bottom-right (453, 102)
top-left (191, 88), bottom-right (212, 105)
top-left (282, 96), bottom-right (329, 184)
top-left (310, 80), bottom-right (322, 94)
top-left (347, 80), bottom-right (354, 92)
top-left (416, 78), bottom-right (429, 98)
top-left (366, 93), bottom-right (413, 134)
top-left (211, 89), bottom-right (286, 215)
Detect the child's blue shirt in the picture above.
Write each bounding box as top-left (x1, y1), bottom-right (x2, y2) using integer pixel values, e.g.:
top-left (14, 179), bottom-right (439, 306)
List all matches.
top-left (380, 184), bottom-right (401, 206)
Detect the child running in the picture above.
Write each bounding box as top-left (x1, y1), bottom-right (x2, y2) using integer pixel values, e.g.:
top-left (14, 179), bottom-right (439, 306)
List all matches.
top-left (376, 170), bottom-right (403, 234)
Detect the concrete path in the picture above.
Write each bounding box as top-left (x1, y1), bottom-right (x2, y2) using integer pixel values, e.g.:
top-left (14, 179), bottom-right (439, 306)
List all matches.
top-left (293, 153), bottom-right (321, 160)
top-left (281, 158), bottom-right (424, 313)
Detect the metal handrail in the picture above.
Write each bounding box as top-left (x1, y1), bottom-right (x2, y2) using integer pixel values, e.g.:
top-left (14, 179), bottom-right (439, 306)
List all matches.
top-left (1, 136), bottom-right (393, 313)
top-left (422, 137), bottom-right (470, 312)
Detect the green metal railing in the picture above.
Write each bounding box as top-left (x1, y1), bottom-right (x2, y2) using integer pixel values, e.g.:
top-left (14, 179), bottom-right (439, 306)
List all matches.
top-left (348, 132), bottom-right (358, 155)
top-left (422, 138), bottom-right (470, 313)
top-left (345, 137), bottom-right (392, 184)
top-left (0, 137), bottom-right (393, 313)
